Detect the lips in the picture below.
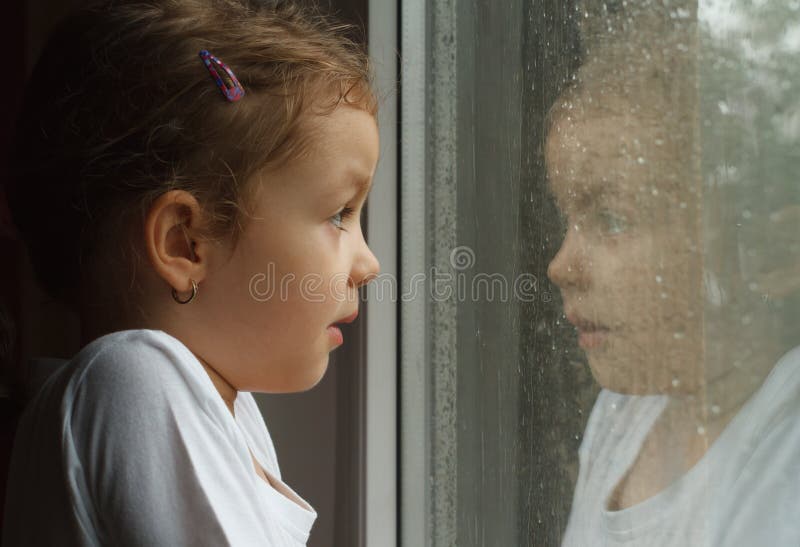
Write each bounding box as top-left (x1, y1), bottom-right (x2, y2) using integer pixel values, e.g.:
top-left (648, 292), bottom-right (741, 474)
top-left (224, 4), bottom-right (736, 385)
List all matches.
top-left (331, 310), bottom-right (358, 326)
top-left (327, 310), bottom-right (358, 348)
top-left (565, 311), bottom-right (611, 350)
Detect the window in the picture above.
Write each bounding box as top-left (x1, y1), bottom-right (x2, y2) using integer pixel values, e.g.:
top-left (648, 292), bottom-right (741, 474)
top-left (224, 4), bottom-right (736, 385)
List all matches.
top-left (401, 1), bottom-right (800, 545)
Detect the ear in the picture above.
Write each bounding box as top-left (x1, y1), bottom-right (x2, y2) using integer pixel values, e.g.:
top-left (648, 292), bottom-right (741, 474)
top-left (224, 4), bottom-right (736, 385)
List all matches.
top-left (144, 190), bottom-right (210, 295)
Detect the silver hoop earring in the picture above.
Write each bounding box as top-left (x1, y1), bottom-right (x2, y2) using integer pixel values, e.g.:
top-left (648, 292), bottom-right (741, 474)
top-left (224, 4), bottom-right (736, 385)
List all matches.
top-left (172, 279), bottom-right (198, 304)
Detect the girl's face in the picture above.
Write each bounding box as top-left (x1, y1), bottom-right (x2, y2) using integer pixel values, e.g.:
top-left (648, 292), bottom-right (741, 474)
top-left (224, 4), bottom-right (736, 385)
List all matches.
top-left (545, 101), bottom-right (704, 395)
top-left (193, 105), bottom-right (380, 393)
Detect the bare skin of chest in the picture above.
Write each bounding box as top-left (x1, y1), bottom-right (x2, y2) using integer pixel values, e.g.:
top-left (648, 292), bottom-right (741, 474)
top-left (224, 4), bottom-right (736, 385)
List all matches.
top-left (251, 452), bottom-right (278, 488)
top-left (248, 449), bottom-right (307, 510)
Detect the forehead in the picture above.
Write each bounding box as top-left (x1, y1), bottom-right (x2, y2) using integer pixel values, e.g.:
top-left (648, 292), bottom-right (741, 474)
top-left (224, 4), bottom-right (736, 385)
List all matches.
top-left (246, 105), bottom-right (380, 213)
top-left (545, 107), bottom-right (671, 208)
top-left (302, 106), bottom-right (380, 188)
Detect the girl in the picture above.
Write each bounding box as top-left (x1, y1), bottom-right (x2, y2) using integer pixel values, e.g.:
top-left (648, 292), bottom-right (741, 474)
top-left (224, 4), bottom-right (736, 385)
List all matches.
top-left (2, 0), bottom-right (380, 545)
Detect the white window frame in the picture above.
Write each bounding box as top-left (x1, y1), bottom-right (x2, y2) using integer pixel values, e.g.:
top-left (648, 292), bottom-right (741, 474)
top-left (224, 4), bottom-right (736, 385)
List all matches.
top-left (365, 1), bottom-right (400, 545)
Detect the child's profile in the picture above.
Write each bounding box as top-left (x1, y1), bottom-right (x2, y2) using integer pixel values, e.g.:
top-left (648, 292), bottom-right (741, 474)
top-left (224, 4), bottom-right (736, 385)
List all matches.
top-left (2, 1), bottom-right (380, 545)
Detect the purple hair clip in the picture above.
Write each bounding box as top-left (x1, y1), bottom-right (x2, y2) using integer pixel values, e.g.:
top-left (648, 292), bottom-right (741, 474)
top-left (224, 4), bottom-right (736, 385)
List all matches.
top-left (198, 50), bottom-right (245, 102)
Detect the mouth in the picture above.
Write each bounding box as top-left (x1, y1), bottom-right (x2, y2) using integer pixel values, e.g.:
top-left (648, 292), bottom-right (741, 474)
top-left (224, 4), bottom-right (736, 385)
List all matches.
top-left (327, 310), bottom-right (359, 347)
top-left (331, 310), bottom-right (359, 327)
top-left (565, 312), bottom-right (611, 350)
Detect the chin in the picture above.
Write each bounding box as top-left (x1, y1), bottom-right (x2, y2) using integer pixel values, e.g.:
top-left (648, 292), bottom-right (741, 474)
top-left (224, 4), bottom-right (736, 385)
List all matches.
top-left (587, 335), bottom-right (703, 395)
top-left (287, 356), bottom-right (331, 393)
top-left (588, 357), bottom-right (675, 396)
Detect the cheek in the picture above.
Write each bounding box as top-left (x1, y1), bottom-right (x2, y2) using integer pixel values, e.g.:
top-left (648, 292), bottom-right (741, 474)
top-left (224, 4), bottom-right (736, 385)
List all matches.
top-left (591, 232), bottom-right (696, 328)
top-left (588, 235), bottom-right (653, 292)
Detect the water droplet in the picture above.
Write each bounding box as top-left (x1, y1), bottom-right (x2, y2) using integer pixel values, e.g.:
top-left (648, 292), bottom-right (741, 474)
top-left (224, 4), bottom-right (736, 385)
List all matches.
top-left (637, 156), bottom-right (646, 165)
top-left (741, 315), bottom-right (752, 325)
top-left (661, 292), bottom-right (669, 299)
top-left (697, 425), bottom-right (707, 435)
top-left (655, 275), bottom-right (663, 284)
top-left (673, 332), bottom-right (685, 340)
top-left (718, 100), bottom-right (731, 114)
top-left (711, 404), bottom-right (721, 415)
top-left (742, 210), bottom-right (752, 220)
top-left (672, 378), bottom-right (680, 387)
top-left (748, 282), bottom-right (759, 291)
top-left (679, 202), bottom-right (687, 209)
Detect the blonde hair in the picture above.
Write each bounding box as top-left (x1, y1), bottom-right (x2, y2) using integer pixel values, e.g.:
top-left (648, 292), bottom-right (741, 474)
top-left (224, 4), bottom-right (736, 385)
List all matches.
top-left (6, 0), bottom-right (376, 312)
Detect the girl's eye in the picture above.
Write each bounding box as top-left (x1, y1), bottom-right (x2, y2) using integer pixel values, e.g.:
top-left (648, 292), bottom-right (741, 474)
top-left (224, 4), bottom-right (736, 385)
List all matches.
top-left (330, 206), bottom-right (355, 231)
top-left (597, 209), bottom-right (629, 235)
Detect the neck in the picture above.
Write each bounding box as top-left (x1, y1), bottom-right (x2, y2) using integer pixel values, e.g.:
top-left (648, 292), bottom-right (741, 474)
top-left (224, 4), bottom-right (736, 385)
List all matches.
top-left (664, 341), bottom-right (784, 445)
top-left (196, 355), bottom-right (238, 416)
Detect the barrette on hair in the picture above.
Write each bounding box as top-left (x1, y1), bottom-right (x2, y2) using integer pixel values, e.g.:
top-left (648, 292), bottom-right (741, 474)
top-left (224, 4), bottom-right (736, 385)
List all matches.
top-left (198, 49), bottom-right (245, 102)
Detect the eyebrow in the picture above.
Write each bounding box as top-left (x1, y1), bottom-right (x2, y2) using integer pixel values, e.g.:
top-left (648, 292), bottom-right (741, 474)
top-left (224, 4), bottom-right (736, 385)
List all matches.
top-left (319, 168), bottom-right (373, 203)
top-left (550, 176), bottom-right (628, 212)
top-left (342, 165), bottom-right (374, 194)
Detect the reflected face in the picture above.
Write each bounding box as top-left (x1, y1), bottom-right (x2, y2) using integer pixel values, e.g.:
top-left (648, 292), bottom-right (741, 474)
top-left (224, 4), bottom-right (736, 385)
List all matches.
top-left (546, 101), bottom-right (704, 395)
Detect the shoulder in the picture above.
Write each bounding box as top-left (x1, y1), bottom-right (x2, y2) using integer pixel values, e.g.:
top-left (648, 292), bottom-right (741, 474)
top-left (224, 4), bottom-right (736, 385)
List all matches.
top-left (65, 330), bottom-right (235, 473)
top-left (70, 329), bottom-right (210, 403)
top-left (717, 412), bottom-right (800, 544)
top-left (726, 345), bottom-right (800, 458)
top-left (734, 344), bottom-right (800, 464)
top-left (64, 329), bottom-right (223, 435)
top-left (711, 347), bottom-right (800, 544)
top-left (752, 345), bottom-right (800, 424)
top-left (17, 329), bottom-right (206, 430)
top-left (75, 329), bottom-right (200, 382)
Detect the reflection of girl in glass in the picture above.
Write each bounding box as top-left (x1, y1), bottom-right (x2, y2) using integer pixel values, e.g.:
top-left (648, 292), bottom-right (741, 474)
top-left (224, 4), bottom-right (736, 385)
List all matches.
top-left (547, 5), bottom-right (800, 545)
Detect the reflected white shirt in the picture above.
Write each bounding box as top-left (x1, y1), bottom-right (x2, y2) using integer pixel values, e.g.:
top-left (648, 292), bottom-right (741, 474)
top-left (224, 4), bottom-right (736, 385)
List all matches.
top-left (563, 346), bottom-right (800, 546)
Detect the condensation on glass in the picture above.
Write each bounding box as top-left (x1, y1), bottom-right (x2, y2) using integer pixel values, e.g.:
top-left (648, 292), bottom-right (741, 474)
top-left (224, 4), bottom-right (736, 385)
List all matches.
top-left (416, 1), bottom-right (800, 546)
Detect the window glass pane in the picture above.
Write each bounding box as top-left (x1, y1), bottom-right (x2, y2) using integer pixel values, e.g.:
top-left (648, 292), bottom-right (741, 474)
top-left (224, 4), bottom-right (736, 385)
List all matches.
top-left (410, 1), bottom-right (800, 545)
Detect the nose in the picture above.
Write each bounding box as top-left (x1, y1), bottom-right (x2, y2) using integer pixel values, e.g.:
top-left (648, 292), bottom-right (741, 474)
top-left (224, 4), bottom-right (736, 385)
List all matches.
top-left (547, 224), bottom-right (589, 290)
top-left (350, 231), bottom-right (381, 289)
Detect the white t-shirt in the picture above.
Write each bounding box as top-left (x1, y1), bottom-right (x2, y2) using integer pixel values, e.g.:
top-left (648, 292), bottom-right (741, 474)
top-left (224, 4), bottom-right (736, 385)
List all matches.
top-left (562, 346), bottom-right (800, 546)
top-left (2, 329), bottom-right (317, 546)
